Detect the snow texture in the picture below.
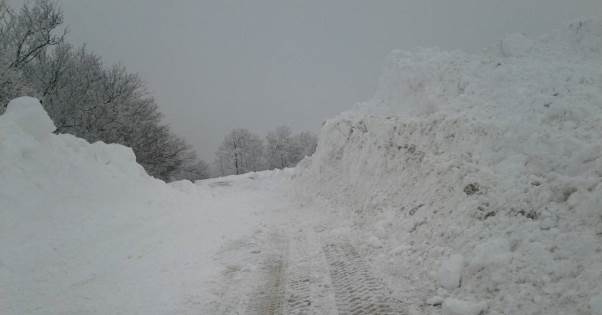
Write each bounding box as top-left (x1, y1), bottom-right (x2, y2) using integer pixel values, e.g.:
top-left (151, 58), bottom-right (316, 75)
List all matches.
top-left (2, 97), bottom-right (54, 140)
top-left (442, 298), bottom-right (487, 315)
top-left (439, 254), bottom-right (463, 290)
top-left (295, 18), bottom-right (602, 315)
top-left (1, 97), bottom-right (402, 314)
top-left (0, 98), bottom-right (292, 314)
top-left (3, 18), bottom-right (602, 315)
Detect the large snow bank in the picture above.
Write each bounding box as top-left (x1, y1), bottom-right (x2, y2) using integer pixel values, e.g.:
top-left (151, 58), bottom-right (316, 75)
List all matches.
top-left (0, 97), bottom-right (272, 314)
top-left (295, 19), bottom-right (602, 314)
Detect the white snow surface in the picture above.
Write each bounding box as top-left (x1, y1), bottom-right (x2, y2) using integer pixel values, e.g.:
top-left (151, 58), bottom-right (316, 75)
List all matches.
top-left (294, 19), bottom-right (602, 315)
top-left (3, 19), bottom-right (602, 315)
top-left (2, 97), bottom-right (55, 141)
top-left (442, 298), bottom-right (488, 315)
top-left (438, 254), bottom-right (463, 290)
top-left (0, 97), bottom-right (301, 314)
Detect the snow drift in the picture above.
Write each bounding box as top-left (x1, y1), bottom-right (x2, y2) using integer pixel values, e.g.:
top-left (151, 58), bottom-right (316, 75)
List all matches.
top-left (0, 97), bottom-right (273, 314)
top-left (295, 19), bottom-right (602, 315)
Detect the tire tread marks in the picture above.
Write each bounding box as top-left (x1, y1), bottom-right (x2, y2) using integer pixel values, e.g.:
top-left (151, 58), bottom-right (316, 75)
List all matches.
top-left (322, 241), bottom-right (404, 315)
top-left (245, 233), bottom-right (288, 315)
top-left (283, 233), bottom-right (313, 314)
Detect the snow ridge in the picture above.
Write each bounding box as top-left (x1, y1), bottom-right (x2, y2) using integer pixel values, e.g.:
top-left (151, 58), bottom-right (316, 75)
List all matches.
top-left (295, 18), bottom-right (602, 315)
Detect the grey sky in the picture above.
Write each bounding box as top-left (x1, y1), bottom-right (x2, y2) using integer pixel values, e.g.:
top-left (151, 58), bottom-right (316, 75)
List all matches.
top-left (9, 0), bottom-right (602, 160)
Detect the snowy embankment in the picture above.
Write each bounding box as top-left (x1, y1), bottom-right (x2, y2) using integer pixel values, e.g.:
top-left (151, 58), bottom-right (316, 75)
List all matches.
top-left (294, 19), bottom-right (602, 315)
top-left (0, 97), bottom-right (290, 314)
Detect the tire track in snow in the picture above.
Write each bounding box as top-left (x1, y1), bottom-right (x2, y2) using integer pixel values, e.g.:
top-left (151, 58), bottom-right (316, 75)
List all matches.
top-left (245, 256), bottom-right (286, 314)
top-left (247, 228), bottom-right (340, 315)
top-left (244, 232), bottom-right (288, 315)
top-left (322, 241), bottom-right (405, 314)
top-left (283, 232), bottom-right (312, 314)
top-left (210, 228), bottom-right (403, 314)
top-left (280, 228), bottom-right (341, 315)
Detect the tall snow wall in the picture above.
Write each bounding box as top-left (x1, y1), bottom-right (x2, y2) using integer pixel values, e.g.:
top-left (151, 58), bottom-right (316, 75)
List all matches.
top-left (295, 19), bottom-right (602, 315)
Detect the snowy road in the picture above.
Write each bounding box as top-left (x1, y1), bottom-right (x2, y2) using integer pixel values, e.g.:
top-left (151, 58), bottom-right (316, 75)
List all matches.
top-left (1, 150), bottom-right (403, 315)
top-left (5, 17), bottom-right (602, 314)
top-left (200, 174), bottom-right (404, 315)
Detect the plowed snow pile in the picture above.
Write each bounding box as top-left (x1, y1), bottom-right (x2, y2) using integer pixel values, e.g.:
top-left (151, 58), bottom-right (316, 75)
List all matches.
top-left (295, 19), bottom-right (602, 315)
top-left (0, 97), bottom-right (279, 314)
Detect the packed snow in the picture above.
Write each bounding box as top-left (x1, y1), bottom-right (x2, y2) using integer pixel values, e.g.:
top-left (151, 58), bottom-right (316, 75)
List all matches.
top-left (2, 18), bottom-right (602, 315)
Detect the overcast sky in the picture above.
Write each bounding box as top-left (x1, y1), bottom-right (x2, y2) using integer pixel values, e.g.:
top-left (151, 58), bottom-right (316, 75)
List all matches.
top-left (9, 0), bottom-right (602, 160)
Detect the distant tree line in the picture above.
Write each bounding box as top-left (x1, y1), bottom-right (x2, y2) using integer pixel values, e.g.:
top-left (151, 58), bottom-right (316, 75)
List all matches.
top-left (0, 0), bottom-right (209, 181)
top-left (214, 126), bottom-right (317, 176)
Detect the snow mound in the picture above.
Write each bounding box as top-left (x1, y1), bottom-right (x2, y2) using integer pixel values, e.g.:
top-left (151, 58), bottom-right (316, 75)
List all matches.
top-left (295, 18), bottom-right (602, 314)
top-left (0, 97), bottom-right (263, 314)
top-left (2, 97), bottom-right (55, 140)
top-left (0, 97), bottom-right (159, 214)
top-left (0, 97), bottom-right (181, 313)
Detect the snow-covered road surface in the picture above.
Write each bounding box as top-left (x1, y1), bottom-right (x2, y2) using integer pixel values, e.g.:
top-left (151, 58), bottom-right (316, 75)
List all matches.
top-left (2, 165), bottom-right (404, 315)
top-left (1, 98), bottom-right (403, 314)
top-left (200, 174), bottom-right (404, 315)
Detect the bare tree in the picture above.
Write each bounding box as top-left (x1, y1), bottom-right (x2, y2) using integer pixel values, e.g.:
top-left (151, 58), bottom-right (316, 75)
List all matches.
top-left (290, 131), bottom-right (318, 162)
top-left (1, 0), bottom-right (66, 70)
top-left (0, 50), bottom-right (32, 111)
top-left (265, 125), bottom-right (293, 169)
top-left (214, 128), bottom-right (264, 176)
top-left (0, 0), bottom-right (63, 111)
top-left (265, 126), bottom-right (317, 169)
